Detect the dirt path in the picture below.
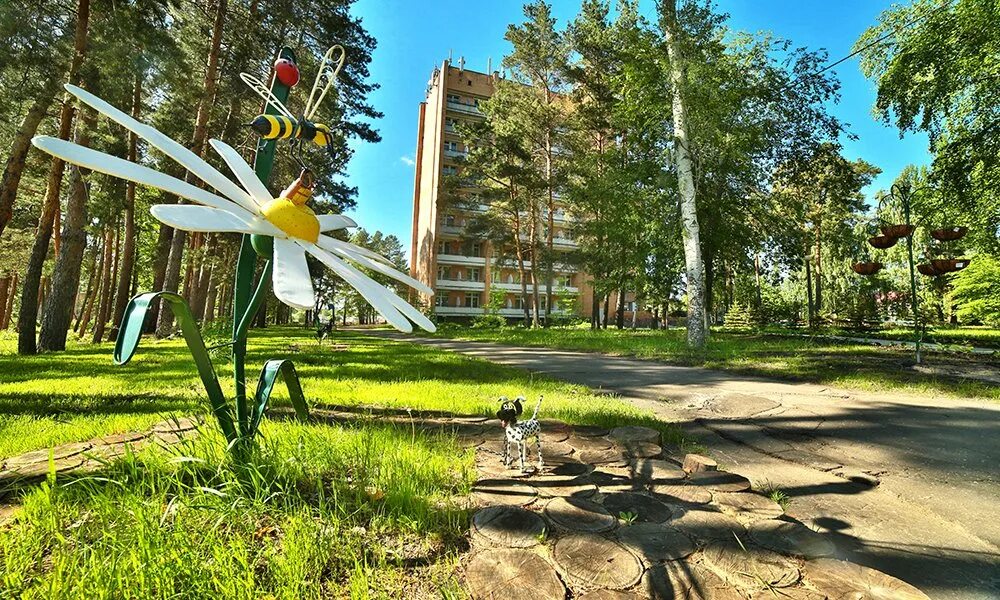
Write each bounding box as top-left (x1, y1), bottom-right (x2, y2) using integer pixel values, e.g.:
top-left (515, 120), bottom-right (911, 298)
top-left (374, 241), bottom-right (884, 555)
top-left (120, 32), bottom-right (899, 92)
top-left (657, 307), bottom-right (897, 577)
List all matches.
top-left (370, 332), bottom-right (1000, 600)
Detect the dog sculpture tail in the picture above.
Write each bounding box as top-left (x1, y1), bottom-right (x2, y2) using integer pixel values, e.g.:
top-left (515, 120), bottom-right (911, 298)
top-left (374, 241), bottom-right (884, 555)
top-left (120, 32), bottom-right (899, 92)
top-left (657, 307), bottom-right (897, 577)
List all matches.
top-left (531, 395), bottom-right (543, 420)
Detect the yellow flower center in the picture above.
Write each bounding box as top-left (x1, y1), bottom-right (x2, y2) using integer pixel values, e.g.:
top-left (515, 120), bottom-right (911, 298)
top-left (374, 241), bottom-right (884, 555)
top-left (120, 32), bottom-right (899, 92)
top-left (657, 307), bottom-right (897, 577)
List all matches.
top-left (261, 198), bottom-right (320, 243)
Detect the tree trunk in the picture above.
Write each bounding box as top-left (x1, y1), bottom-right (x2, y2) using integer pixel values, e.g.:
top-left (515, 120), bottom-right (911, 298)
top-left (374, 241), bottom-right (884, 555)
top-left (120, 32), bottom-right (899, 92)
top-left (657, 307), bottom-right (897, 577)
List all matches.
top-left (39, 108), bottom-right (94, 351)
top-left (74, 243), bottom-right (98, 332)
top-left (108, 73), bottom-right (142, 341)
top-left (527, 204), bottom-right (541, 328)
top-left (813, 224), bottom-right (823, 316)
top-left (17, 0), bottom-right (91, 354)
top-left (156, 0), bottom-right (227, 337)
top-left (512, 209), bottom-right (531, 326)
top-left (804, 257), bottom-right (814, 328)
top-left (1, 274), bottom-right (16, 329)
top-left (92, 226), bottom-right (115, 342)
top-left (544, 131), bottom-right (554, 323)
top-left (591, 289), bottom-right (599, 330)
top-left (616, 288), bottom-right (625, 329)
top-left (602, 294), bottom-right (609, 329)
top-left (78, 239), bottom-right (103, 336)
top-left (661, 0), bottom-right (707, 349)
top-left (145, 223), bottom-right (173, 333)
top-left (0, 275), bottom-right (10, 327)
top-left (0, 88), bottom-right (56, 237)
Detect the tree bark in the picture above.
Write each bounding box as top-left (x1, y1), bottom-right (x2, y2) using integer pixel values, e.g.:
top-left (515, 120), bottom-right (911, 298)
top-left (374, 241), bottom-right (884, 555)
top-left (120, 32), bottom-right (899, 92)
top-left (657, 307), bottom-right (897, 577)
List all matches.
top-left (0, 275), bottom-right (10, 327)
top-left (0, 88), bottom-right (56, 237)
top-left (616, 287), bottom-right (626, 329)
top-left (17, 0), bottom-right (91, 354)
top-left (144, 223), bottom-right (173, 333)
top-left (92, 225), bottom-right (115, 342)
top-left (813, 224), bottom-right (823, 316)
top-left (1, 274), bottom-right (16, 329)
top-left (661, 0), bottom-right (707, 349)
top-left (804, 256), bottom-right (814, 328)
top-left (156, 0), bottom-right (227, 337)
top-left (39, 108), bottom-right (94, 351)
top-left (108, 73), bottom-right (142, 340)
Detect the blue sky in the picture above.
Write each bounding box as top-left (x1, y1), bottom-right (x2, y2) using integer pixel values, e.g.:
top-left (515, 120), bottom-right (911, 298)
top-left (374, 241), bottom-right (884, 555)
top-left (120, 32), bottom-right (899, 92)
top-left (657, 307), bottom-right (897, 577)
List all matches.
top-left (343, 0), bottom-right (931, 252)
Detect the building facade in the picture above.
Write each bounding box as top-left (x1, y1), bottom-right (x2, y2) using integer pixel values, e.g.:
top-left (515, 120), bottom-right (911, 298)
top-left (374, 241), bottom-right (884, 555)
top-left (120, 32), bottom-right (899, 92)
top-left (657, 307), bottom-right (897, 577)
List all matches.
top-left (409, 59), bottom-right (595, 321)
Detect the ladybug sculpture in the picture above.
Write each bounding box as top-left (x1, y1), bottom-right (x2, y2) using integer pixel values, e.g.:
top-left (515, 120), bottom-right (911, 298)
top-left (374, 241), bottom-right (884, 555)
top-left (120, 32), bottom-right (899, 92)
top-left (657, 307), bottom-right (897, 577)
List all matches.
top-left (274, 57), bottom-right (299, 87)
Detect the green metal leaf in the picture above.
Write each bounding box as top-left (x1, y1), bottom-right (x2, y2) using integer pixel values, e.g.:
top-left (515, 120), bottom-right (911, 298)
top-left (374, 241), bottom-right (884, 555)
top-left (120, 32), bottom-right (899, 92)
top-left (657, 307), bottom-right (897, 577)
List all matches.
top-left (249, 359), bottom-right (310, 436)
top-left (113, 291), bottom-right (237, 442)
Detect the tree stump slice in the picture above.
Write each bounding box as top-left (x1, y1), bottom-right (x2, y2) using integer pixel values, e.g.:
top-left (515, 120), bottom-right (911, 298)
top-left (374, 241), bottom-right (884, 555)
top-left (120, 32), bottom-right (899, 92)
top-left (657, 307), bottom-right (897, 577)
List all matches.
top-left (622, 441), bottom-right (662, 459)
top-left (642, 560), bottom-right (744, 600)
top-left (9, 455), bottom-right (85, 478)
top-left (472, 479), bottom-right (538, 506)
top-left (669, 508), bottom-right (746, 545)
top-left (591, 467), bottom-right (642, 493)
top-left (553, 533), bottom-right (643, 590)
top-left (471, 505), bottom-right (546, 548)
top-left (686, 470), bottom-right (752, 492)
top-left (545, 458), bottom-right (592, 477)
top-left (631, 459), bottom-right (686, 484)
top-left (464, 548), bottom-right (566, 600)
top-left (543, 440), bottom-right (576, 457)
top-left (749, 587), bottom-right (828, 599)
top-left (95, 432), bottom-right (146, 446)
top-left (702, 540), bottom-right (800, 592)
top-left (650, 484), bottom-right (713, 506)
top-left (4, 442), bottom-right (93, 469)
top-left (602, 492), bottom-right (674, 523)
top-left (578, 447), bottom-right (628, 466)
top-left (682, 453), bottom-right (717, 473)
top-left (573, 425), bottom-right (611, 437)
top-left (543, 497), bottom-right (617, 533)
top-left (578, 591), bottom-right (644, 600)
top-left (609, 425), bottom-right (661, 445)
top-left (616, 522), bottom-right (695, 563)
top-left (748, 519), bottom-right (836, 558)
top-left (714, 492), bottom-right (784, 522)
top-left (151, 416), bottom-right (200, 433)
top-left (803, 558), bottom-right (931, 600)
top-left (534, 475), bottom-right (598, 499)
top-left (567, 436), bottom-right (613, 453)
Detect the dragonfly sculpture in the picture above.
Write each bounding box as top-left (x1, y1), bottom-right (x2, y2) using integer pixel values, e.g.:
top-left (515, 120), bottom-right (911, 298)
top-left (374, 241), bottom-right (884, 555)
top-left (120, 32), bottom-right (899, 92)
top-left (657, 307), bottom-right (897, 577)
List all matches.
top-left (31, 79), bottom-right (435, 453)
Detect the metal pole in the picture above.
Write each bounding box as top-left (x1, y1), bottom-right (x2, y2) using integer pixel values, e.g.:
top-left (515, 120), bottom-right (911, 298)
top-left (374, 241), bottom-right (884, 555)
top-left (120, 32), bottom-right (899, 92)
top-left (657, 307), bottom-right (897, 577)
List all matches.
top-left (898, 184), bottom-right (922, 364)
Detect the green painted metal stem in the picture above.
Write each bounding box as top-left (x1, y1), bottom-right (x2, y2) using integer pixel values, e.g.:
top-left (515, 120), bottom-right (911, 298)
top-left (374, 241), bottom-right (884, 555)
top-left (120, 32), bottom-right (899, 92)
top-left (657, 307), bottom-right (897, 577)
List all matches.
top-left (900, 186), bottom-right (923, 364)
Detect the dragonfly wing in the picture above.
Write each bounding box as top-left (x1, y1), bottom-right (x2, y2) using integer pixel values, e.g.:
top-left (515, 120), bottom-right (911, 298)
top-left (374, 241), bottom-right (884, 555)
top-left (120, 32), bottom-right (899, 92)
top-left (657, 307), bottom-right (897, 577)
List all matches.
top-left (64, 84), bottom-right (259, 215)
top-left (32, 136), bottom-right (258, 221)
top-left (209, 139), bottom-right (273, 209)
top-left (305, 45), bottom-right (346, 121)
top-left (305, 244), bottom-right (413, 333)
top-left (240, 73), bottom-right (295, 120)
top-left (316, 235), bottom-right (433, 296)
top-left (317, 214), bottom-right (357, 231)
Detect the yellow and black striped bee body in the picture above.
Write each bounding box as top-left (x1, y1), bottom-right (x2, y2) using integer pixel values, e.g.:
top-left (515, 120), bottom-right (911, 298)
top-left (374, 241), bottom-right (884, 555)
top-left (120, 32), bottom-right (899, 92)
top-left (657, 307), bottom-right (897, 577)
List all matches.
top-left (248, 114), bottom-right (332, 149)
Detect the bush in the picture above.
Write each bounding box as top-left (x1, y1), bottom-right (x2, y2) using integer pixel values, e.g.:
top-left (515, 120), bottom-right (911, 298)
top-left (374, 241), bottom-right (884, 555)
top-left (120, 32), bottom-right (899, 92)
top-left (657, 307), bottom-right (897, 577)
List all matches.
top-left (951, 255), bottom-right (1000, 326)
top-left (471, 314), bottom-right (506, 329)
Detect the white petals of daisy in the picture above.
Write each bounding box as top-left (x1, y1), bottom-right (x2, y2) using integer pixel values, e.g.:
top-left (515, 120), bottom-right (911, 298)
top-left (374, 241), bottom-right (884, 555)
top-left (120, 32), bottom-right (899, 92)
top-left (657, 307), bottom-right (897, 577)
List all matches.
top-left (150, 205), bottom-right (272, 235)
top-left (273, 239), bottom-right (316, 310)
top-left (317, 214), bottom-right (358, 231)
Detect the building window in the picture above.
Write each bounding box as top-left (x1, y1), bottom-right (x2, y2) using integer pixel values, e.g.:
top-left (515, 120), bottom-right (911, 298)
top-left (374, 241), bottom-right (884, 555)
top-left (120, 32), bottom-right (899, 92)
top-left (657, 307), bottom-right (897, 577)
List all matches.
top-left (442, 165), bottom-right (457, 176)
top-left (444, 214), bottom-right (456, 226)
top-left (444, 141), bottom-right (459, 152)
top-left (470, 242), bottom-right (482, 257)
top-left (434, 295), bottom-right (445, 307)
top-left (447, 94), bottom-right (461, 103)
top-left (437, 266), bottom-right (449, 280)
top-left (464, 293), bottom-right (480, 308)
top-left (437, 240), bottom-right (448, 255)
top-left (445, 117), bottom-right (458, 131)
top-left (469, 268), bottom-right (481, 282)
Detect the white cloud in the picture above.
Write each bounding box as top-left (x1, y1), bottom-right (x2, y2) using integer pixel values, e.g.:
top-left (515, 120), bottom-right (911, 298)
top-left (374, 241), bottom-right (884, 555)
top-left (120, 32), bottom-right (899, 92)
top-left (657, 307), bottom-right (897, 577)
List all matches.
top-left (400, 155), bottom-right (415, 167)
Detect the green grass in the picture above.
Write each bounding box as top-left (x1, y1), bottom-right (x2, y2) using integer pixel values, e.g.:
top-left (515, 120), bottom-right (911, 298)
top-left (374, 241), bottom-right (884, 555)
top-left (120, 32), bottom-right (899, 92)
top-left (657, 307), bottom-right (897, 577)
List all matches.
top-left (756, 325), bottom-right (1000, 349)
top-left (429, 324), bottom-right (1000, 402)
top-left (0, 325), bottom-right (691, 597)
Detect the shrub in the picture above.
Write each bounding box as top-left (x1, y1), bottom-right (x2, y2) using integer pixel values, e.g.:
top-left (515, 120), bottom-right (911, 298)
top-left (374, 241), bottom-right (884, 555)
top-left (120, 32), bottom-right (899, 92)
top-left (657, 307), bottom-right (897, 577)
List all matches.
top-left (951, 255), bottom-right (1000, 326)
top-left (471, 314), bottom-right (506, 329)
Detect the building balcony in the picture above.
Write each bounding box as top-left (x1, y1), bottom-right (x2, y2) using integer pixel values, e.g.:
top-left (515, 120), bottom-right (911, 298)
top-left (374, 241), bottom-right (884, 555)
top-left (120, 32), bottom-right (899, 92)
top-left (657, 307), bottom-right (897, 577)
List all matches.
top-left (552, 237), bottom-right (578, 249)
top-left (437, 224), bottom-right (465, 236)
top-left (492, 258), bottom-right (577, 272)
top-left (446, 101), bottom-right (484, 117)
top-left (436, 278), bottom-right (485, 291)
top-left (436, 253), bottom-right (486, 266)
top-left (443, 149), bottom-right (469, 160)
top-left (491, 282), bottom-right (579, 294)
top-left (434, 305), bottom-right (485, 316)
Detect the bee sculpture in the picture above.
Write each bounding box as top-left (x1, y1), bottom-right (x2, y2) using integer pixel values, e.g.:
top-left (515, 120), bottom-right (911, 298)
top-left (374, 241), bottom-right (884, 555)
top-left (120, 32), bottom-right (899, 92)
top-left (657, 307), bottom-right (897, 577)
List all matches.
top-left (243, 45), bottom-right (346, 155)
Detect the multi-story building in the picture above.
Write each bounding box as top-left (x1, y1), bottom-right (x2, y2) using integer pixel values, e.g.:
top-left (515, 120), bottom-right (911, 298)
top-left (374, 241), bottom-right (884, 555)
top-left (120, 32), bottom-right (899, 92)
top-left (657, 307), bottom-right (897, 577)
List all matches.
top-left (409, 58), bottom-right (595, 321)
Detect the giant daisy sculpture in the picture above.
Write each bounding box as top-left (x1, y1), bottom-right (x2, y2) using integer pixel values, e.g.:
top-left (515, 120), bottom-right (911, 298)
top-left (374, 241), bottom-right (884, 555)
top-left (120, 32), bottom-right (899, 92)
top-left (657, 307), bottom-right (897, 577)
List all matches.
top-left (31, 63), bottom-right (435, 452)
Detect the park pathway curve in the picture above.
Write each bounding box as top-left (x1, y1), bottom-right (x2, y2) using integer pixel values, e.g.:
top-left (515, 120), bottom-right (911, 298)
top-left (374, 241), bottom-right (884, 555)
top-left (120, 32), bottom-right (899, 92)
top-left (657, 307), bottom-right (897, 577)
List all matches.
top-left (370, 331), bottom-right (1000, 600)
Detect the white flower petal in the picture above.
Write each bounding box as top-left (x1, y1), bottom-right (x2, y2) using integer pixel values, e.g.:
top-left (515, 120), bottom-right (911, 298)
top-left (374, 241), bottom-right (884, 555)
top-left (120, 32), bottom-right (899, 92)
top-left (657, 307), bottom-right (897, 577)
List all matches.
top-left (209, 139), bottom-right (273, 211)
top-left (317, 235), bottom-right (395, 266)
top-left (317, 214), bottom-right (357, 231)
top-left (304, 244), bottom-right (413, 333)
top-left (315, 235), bottom-right (433, 295)
top-left (150, 205), bottom-right (272, 234)
top-left (65, 84), bottom-right (258, 214)
top-left (32, 136), bottom-right (254, 218)
top-left (273, 238), bottom-right (316, 310)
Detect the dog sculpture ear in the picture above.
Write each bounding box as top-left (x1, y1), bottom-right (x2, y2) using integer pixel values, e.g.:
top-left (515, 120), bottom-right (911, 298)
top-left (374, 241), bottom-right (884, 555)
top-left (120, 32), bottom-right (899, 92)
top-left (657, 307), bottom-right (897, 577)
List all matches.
top-left (498, 396), bottom-right (508, 403)
top-left (514, 397), bottom-right (523, 415)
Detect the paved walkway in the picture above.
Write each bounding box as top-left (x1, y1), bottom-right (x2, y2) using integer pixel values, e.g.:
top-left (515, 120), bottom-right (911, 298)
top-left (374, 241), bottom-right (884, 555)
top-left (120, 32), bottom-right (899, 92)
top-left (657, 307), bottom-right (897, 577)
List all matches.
top-left (371, 332), bottom-right (1000, 600)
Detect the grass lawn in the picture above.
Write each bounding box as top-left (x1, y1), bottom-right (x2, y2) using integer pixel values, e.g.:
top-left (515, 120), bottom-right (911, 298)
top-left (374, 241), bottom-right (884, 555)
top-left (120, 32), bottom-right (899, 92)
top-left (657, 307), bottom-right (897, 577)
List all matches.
top-left (429, 325), bottom-right (1000, 402)
top-left (756, 325), bottom-right (1000, 349)
top-left (0, 326), bottom-right (687, 597)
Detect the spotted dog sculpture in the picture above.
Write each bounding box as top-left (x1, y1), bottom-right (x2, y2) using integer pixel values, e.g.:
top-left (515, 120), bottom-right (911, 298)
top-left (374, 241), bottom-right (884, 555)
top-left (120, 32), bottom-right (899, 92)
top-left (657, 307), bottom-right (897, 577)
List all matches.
top-left (496, 395), bottom-right (544, 472)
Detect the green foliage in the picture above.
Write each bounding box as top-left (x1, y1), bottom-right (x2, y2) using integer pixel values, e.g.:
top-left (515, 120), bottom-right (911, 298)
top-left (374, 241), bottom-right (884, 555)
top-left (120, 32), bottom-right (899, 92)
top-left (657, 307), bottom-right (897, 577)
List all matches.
top-left (723, 303), bottom-right (760, 330)
top-left (951, 255), bottom-right (1000, 326)
top-left (471, 314), bottom-right (506, 329)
